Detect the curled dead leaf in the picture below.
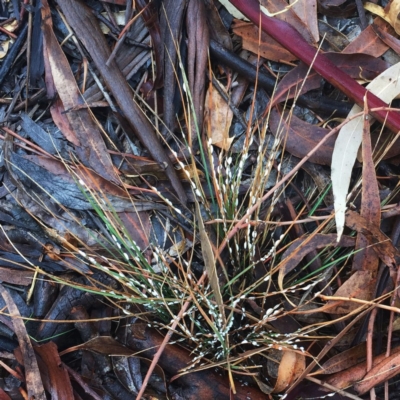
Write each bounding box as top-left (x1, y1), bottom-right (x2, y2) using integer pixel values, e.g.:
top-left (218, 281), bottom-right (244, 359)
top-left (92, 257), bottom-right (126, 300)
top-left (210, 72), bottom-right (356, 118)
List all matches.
top-left (273, 349), bottom-right (306, 393)
top-left (205, 84), bottom-right (234, 150)
top-left (365, 1), bottom-right (400, 35)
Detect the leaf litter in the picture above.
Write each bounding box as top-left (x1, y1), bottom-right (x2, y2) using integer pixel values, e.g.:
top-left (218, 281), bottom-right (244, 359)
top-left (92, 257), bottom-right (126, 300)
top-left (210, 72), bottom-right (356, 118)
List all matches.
top-left (1, 0), bottom-right (400, 399)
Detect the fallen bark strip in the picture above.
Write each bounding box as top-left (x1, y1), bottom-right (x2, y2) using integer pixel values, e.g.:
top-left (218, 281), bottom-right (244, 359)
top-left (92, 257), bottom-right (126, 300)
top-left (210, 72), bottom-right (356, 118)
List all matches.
top-left (0, 24), bottom-right (27, 87)
top-left (229, 0), bottom-right (400, 134)
top-left (0, 284), bottom-right (46, 400)
top-left (57, 0), bottom-right (187, 205)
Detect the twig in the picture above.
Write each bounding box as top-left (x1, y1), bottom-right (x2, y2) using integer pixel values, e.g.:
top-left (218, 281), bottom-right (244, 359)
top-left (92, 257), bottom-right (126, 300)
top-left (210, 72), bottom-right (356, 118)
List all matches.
top-left (105, 6), bottom-right (147, 66)
top-left (306, 376), bottom-right (363, 400)
top-left (205, 215), bottom-right (331, 226)
top-left (0, 26), bottom-right (17, 39)
top-left (367, 308), bottom-right (377, 400)
top-left (63, 363), bottom-right (103, 400)
top-left (318, 295), bottom-right (400, 313)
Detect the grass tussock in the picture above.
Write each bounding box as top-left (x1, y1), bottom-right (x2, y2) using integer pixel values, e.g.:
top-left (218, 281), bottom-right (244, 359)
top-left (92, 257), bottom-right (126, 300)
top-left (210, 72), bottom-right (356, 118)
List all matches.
top-left (16, 48), bottom-right (361, 395)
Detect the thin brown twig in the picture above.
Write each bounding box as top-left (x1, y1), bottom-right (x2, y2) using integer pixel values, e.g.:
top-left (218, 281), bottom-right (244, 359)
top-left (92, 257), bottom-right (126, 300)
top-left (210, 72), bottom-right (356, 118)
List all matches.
top-left (318, 295), bottom-right (400, 313)
top-left (206, 215), bottom-right (332, 226)
top-left (106, 5), bottom-right (148, 66)
top-left (306, 376), bottom-right (363, 400)
top-left (63, 363), bottom-right (103, 400)
top-left (367, 308), bottom-right (377, 400)
top-left (0, 127), bottom-right (57, 159)
top-left (0, 25), bottom-right (17, 39)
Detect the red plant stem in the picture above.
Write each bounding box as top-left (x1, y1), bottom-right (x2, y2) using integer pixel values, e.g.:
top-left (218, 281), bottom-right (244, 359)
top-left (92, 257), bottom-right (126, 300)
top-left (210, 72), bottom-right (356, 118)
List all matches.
top-left (229, 0), bottom-right (400, 133)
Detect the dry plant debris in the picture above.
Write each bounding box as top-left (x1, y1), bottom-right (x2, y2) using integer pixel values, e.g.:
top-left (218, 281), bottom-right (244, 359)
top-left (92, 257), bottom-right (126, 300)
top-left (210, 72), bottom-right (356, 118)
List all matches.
top-left (1, 0), bottom-right (400, 399)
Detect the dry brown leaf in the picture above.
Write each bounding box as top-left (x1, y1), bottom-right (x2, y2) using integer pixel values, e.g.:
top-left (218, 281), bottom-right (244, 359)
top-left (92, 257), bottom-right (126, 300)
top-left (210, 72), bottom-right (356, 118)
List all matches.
top-left (372, 23), bottom-right (400, 55)
top-left (41, 0), bottom-right (119, 184)
top-left (75, 164), bottom-right (126, 198)
top-left (325, 271), bottom-right (376, 314)
top-left (345, 210), bottom-right (398, 269)
top-left (365, 1), bottom-right (400, 35)
top-left (272, 53), bottom-right (390, 106)
top-left (49, 98), bottom-right (79, 146)
top-left (289, 0), bottom-right (319, 42)
top-left (205, 84), bottom-right (234, 151)
top-left (278, 234), bottom-right (355, 291)
top-left (354, 351), bottom-right (400, 394)
top-left (325, 345), bottom-right (400, 390)
top-left (260, 0), bottom-right (315, 44)
top-left (269, 108), bottom-right (336, 165)
top-left (117, 211), bottom-right (150, 253)
top-left (342, 20), bottom-right (391, 56)
top-left (273, 350), bottom-right (305, 393)
top-left (34, 342), bottom-right (74, 399)
top-left (315, 342), bottom-right (368, 375)
top-left (61, 336), bottom-right (133, 356)
top-left (343, 1), bottom-right (396, 56)
top-left (232, 21), bottom-right (297, 63)
top-left (352, 103), bottom-right (380, 274)
top-left (204, 0), bottom-right (233, 50)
